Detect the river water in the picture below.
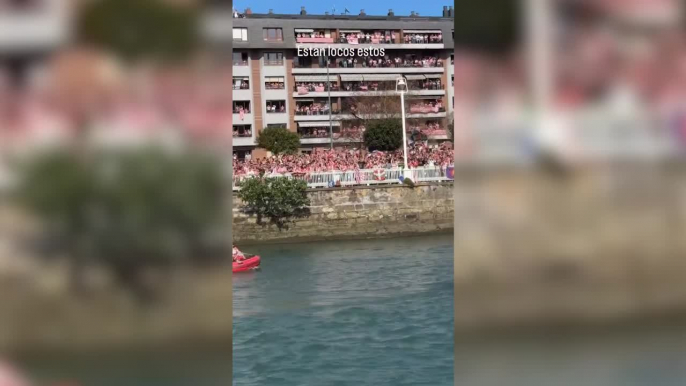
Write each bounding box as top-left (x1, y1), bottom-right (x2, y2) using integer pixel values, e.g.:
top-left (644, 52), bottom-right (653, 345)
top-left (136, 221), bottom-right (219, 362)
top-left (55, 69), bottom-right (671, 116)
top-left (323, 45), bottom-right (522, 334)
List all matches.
top-left (233, 234), bottom-right (455, 386)
top-left (19, 233), bottom-right (686, 385)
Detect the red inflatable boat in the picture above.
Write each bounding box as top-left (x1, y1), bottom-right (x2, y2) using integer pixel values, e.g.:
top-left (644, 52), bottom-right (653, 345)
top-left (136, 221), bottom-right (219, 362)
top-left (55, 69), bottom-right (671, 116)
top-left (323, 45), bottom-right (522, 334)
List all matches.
top-left (233, 255), bottom-right (261, 273)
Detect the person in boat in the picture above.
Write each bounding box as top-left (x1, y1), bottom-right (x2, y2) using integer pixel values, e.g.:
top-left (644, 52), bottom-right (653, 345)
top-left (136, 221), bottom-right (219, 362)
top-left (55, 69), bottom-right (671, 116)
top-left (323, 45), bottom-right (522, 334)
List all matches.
top-left (232, 244), bottom-right (246, 262)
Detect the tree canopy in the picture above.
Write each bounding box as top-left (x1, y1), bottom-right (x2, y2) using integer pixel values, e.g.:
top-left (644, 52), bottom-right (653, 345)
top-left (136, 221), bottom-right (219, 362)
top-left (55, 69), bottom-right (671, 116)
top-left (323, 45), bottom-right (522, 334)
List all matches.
top-left (77, 0), bottom-right (200, 62)
top-left (257, 127), bottom-right (301, 155)
top-left (363, 119), bottom-right (404, 152)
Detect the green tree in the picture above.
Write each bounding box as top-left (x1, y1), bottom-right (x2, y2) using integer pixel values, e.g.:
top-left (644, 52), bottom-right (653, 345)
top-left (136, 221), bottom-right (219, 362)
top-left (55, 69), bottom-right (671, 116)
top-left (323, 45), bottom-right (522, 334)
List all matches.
top-left (17, 148), bottom-right (228, 300)
top-left (237, 177), bottom-right (310, 229)
top-left (363, 119), bottom-right (403, 152)
top-left (77, 0), bottom-right (199, 62)
top-left (257, 127), bottom-right (301, 155)
top-left (453, 0), bottom-right (520, 53)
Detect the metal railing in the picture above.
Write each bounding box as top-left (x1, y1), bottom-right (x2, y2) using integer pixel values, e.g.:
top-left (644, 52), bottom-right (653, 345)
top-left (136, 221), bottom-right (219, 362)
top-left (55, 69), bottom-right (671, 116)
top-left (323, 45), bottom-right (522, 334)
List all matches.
top-left (232, 166), bottom-right (452, 191)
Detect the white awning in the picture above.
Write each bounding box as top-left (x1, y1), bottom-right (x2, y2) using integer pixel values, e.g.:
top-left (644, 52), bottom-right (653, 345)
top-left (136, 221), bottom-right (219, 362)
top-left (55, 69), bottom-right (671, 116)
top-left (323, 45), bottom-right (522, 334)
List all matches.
top-left (404, 29), bottom-right (442, 33)
top-left (424, 74), bottom-right (442, 79)
top-left (299, 121), bottom-right (341, 128)
top-left (295, 28), bottom-right (314, 33)
top-left (404, 74), bottom-right (426, 80)
top-left (340, 74), bottom-right (363, 81)
top-left (363, 74), bottom-right (401, 81)
top-left (294, 75), bottom-right (337, 82)
top-left (339, 30), bottom-right (361, 33)
top-left (265, 76), bottom-right (284, 82)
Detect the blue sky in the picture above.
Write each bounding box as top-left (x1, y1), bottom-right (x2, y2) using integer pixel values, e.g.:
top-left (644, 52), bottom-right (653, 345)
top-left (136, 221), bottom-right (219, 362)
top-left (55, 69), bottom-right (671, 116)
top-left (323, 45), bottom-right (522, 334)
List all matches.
top-left (233, 0), bottom-right (451, 17)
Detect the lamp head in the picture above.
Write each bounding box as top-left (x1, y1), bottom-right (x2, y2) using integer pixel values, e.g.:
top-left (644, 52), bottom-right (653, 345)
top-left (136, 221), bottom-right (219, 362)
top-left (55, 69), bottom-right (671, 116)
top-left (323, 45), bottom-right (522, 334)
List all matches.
top-left (396, 76), bottom-right (408, 92)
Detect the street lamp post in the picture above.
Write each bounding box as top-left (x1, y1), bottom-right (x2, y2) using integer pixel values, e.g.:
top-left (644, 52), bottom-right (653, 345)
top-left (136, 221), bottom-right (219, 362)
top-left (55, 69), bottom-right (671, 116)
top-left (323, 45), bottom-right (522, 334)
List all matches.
top-left (327, 54), bottom-right (334, 150)
top-left (396, 77), bottom-right (409, 176)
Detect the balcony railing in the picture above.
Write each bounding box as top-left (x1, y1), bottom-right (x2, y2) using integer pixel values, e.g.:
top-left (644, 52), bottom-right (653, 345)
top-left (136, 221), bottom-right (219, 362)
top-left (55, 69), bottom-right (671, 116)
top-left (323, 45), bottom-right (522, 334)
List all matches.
top-left (409, 106), bottom-right (446, 114)
top-left (233, 60), bottom-right (248, 66)
top-left (297, 37), bottom-right (334, 43)
top-left (294, 109), bottom-right (339, 116)
top-left (264, 60), bottom-right (284, 66)
top-left (294, 85), bottom-right (339, 93)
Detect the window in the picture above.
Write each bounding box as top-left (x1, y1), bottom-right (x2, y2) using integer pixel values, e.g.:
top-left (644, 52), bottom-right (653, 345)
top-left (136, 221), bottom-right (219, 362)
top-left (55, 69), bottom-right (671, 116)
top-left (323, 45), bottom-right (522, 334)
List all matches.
top-left (234, 77), bottom-right (250, 90)
top-left (233, 101), bottom-right (251, 113)
top-left (268, 124), bottom-right (287, 129)
top-left (264, 52), bottom-right (283, 66)
top-left (233, 52), bottom-right (248, 66)
top-left (263, 28), bottom-right (283, 41)
top-left (265, 77), bottom-right (285, 89)
top-left (451, 75), bottom-right (454, 87)
top-left (233, 150), bottom-right (251, 161)
top-left (265, 100), bottom-right (286, 113)
top-left (233, 28), bottom-right (248, 41)
top-left (233, 125), bottom-right (252, 138)
top-left (450, 55), bottom-right (454, 65)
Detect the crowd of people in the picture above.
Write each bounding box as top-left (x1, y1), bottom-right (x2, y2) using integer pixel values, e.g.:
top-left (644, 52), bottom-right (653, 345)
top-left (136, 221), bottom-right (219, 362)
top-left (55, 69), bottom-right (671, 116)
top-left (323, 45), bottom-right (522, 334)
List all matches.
top-left (338, 31), bottom-right (396, 44)
top-left (404, 33), bottom-right (443, 44)
top-left (0, 52), bottom-right (234, 154)
top-left (265, 80), bottom-right (285, 89)
top-left (265, 101), bottom-right (286, 113)
top-left (409, 100), bottom-right (444, 113)
top-left (233, 103), bottom-right (250, 114)
top-left (298, 127), bottom-right (330, 138)
top-left (233, 125), bottom-right (252, 138)
top-left (232, 143), bottom-right (454, 177)
top-left (336, 56), bottom-right (443, 68)
top-left (408, 79), bottom-right (443, 90)
top-left (295, 102), bottom-right (332, 115)
top-left (408, 121), bottom-right (446, 136)
top-left (297, 31), bottom-right (330, 40)
top-left (295, 82), bottom-right (339, 93)
top-left (233, 78), bottom-right (249, 90)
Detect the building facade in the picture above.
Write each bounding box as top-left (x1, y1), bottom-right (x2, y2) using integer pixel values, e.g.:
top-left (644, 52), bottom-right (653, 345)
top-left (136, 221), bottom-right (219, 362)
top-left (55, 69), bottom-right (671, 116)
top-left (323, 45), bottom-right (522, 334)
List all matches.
top-left (224, 6), bottom-right (455, 159)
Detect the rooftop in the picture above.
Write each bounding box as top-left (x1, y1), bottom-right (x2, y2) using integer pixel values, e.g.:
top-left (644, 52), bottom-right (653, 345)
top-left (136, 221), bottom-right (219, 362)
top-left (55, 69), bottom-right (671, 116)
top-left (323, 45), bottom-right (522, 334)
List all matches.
top-left (233, 5), bottom-right (454, 21)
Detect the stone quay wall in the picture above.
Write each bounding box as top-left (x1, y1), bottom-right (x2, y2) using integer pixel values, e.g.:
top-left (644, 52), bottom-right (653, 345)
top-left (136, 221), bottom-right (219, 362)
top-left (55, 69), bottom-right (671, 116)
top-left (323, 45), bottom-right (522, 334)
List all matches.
top-left (453, 163), bottom-right (686, 331)
top-left (233, 183), bottom-right (455, 244)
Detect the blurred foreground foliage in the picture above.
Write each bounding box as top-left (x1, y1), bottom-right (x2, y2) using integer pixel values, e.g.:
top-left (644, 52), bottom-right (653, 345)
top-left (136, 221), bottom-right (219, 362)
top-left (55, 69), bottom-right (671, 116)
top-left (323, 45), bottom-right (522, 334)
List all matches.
top-left (78, 0), bottom-right (199, 62)
top-left (238, 178), bottom-right (310, 229)
top-left (16, 147), bottom-right (229, 299)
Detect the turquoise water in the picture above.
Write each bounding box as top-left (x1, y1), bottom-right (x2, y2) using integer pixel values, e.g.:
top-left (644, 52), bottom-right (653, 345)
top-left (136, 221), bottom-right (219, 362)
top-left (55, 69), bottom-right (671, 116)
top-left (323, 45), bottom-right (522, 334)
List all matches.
top-left (233, 234), bottom-right (455, 386)
top-left (456, 322), bottom-right (686, 386)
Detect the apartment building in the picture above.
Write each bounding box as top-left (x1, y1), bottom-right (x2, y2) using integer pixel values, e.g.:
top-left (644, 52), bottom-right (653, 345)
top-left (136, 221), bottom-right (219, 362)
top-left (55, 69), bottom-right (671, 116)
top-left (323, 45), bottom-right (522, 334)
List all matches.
top-left (227, 6), bottom-right (455, 159)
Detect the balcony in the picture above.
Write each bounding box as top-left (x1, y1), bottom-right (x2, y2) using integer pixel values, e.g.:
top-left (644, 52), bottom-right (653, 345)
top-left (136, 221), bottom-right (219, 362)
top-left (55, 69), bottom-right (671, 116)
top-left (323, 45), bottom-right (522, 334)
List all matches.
top-left (0, 0), bottom-right (71, 52)
top-left (296, 37), bottom-right (334, 44)
top-left (295, 43), bottom-right (444, 50)
top-left (233, 136), bottom-right (256, 147)
top-left (292, 67), bottom-right (444, 75)
top-left (293, 89), bottom-right (446, 98)
top-left (294, 110), bottom-right (341, 121)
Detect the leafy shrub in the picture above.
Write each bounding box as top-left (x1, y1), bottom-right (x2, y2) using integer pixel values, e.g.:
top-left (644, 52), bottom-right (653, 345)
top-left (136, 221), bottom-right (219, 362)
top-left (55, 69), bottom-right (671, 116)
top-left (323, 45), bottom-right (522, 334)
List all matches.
top-left (17, 147), bottom-right (228, 299)
top-left (403, 177), bottom-right (416, 187)
top-left (363, 119), bottom-right (403, 152)
top-left (257, 127), bottom-right (301, 155)
top-left (237, 177), bottom-right (310, 228)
